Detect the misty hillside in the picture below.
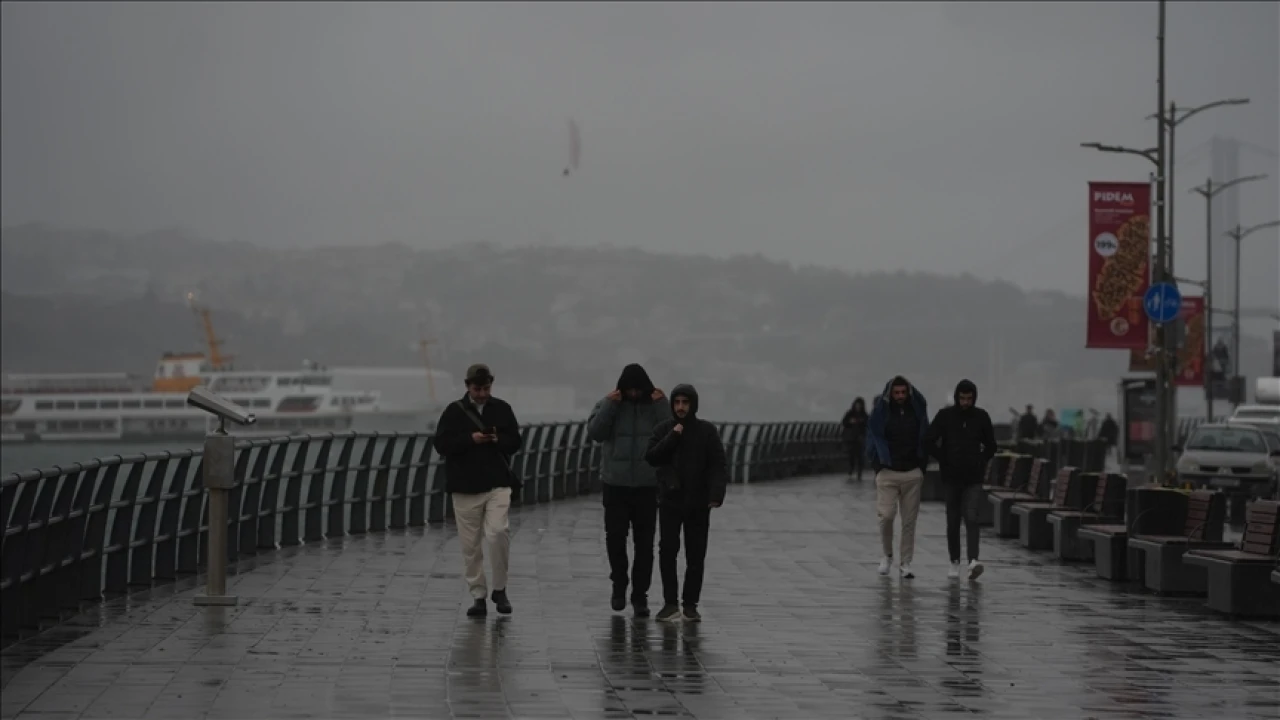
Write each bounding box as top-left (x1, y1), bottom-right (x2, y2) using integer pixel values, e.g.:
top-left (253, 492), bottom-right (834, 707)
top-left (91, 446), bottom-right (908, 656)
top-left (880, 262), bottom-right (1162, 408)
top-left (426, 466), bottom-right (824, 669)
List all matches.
top-left (2, 225), bottom-right (1271, 420)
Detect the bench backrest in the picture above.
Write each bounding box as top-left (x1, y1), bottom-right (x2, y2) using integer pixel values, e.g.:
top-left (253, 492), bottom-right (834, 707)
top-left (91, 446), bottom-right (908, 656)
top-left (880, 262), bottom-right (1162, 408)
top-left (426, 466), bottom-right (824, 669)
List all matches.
top-left (1091, 472), bottom-right (1128, 517)
top-left (1182, 490), bottom-right (1217, 540)
top-left (1242, 500), bottom-right (1280, 556)
top-left (1026, 458), bottom-right (1045, 495)
top-left (1052, 467), bottom-right (1077, 506)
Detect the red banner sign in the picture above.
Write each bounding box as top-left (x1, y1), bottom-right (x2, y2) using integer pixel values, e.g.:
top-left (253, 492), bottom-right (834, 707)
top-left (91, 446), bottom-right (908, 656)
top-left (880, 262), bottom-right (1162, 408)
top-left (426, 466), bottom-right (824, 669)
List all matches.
top-left (1086, 181), bottom-right (1151, 349)
top-left (1175, 296), bottom-right (1205, 387)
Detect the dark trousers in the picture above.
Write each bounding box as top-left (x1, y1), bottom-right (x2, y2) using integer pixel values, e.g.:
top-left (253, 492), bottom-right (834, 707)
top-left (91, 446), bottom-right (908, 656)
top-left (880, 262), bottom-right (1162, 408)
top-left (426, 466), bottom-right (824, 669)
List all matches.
top-left (603, 484), bottom-right (658, 599)
top-left (847, 441), bottom-right (866, 478)
top-left (944, 481), bottom-right (983, 563)
top-left (658, 504), bottom-right (711, 607)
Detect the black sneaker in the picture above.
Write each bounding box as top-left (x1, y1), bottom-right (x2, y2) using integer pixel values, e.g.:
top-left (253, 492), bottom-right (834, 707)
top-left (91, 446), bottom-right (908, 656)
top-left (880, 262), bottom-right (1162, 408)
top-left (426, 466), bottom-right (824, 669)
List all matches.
top-left (466, 598), bottom-right (487, 617)
top-left (632, 596), bottom-right (650, 618)
top-left (682, 605), bottom-right (701, 622)
top-left (611, 590), bottom-right (626, 613)
top-left (655, 604), bottom-right (681, 622)
top-left (491, 589), bottom-right (512, 615)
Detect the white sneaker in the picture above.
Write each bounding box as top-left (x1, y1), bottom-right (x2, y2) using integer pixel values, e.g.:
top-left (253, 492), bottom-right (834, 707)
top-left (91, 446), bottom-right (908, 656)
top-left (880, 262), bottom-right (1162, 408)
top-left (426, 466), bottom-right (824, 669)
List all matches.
top-left (948, 562), bottom-right (961, 579)
top-left (878, 557), bottom-right (893, 576)
top-left (968, 560), bottom-right (984, 581)
top-left (899, 563), bottom-right (915, 579)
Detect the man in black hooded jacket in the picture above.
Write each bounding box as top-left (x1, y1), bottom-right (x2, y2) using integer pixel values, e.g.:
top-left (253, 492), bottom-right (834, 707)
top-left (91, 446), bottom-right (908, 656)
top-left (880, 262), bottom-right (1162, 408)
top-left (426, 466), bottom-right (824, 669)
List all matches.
top-left (924, 379), bottom-right (996, 581)
top-left (644, 384), bottom-right (728, 623)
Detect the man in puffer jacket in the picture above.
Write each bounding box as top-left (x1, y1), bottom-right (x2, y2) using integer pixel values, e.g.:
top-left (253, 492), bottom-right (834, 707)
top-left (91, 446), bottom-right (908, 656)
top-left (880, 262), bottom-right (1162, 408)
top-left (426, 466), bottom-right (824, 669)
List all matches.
top-left (924, 379), bottom-right (996, 581)
top-left (586, 363), bottom-right (670, 618)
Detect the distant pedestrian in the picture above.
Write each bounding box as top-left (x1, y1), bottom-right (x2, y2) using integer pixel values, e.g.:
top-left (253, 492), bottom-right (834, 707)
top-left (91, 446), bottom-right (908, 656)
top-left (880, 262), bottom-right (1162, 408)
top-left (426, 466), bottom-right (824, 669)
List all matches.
top-left (866, 375), bottom-right (929, 579)
top-left (924, 380), bottom-right (996, 581)
top-left (644, 384), bottom-right (728, 623)
top-left (432, 363), bottom-right (523, 617)
top-left (1016, 405), bottom-right (1039, 440)
top-left (1098, 413), bottom-right (1120, 466)
top-left (586, 363), bottom-right (671, 618)
top-left (841, 398), bottom-right (869, 480)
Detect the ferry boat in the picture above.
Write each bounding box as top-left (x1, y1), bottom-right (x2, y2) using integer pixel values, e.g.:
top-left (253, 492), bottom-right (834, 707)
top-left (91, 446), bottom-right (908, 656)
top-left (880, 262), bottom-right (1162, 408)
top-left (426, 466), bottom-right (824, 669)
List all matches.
top-left (0, 355), bottom-right (452, 444)
top-left (0, 298), bottom-right (454, 444)
top-left (1, 300), bottom-right (580, 445)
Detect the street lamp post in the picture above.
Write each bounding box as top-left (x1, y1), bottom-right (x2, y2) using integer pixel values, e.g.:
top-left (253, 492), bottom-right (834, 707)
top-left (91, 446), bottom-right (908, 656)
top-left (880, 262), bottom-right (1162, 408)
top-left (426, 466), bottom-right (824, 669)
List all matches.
top-left (1189, 174), bottom-right (1268, 420)
top-left (1145, 96), bottom-right (1250, 462)
top-left (1225, 219), bottom-right (1280, 407)
top-left (1081, 141), bottom-right (1167, 477)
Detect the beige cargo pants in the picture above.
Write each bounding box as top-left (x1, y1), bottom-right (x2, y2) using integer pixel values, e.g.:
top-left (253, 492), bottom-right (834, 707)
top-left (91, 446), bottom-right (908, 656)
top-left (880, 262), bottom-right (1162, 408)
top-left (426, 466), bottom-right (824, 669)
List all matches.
top-left (875, 468), bottom-right (924, 565)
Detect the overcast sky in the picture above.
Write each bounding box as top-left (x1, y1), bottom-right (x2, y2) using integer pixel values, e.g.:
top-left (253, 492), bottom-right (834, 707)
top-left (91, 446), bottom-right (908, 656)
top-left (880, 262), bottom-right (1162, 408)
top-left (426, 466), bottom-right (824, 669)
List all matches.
top-left (2, 2), bottom-right (1276, 309)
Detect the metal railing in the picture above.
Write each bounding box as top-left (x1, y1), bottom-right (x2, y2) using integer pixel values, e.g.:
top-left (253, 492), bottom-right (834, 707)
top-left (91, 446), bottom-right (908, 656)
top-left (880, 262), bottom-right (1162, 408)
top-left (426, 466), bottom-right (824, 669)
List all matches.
top-left (1, 419), bottom-right (842, 644)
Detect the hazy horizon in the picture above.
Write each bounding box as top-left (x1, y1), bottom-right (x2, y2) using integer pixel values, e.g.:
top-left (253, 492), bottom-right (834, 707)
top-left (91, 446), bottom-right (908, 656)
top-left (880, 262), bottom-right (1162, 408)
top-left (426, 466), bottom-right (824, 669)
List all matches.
top-left (2, 2), bottom-right (1277, 307)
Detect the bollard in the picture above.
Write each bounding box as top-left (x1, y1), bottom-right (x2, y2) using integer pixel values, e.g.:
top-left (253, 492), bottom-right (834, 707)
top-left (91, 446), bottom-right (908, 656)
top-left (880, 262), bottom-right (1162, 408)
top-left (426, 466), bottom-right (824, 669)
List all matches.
top-left (194, 428), bottom-right (238, 607)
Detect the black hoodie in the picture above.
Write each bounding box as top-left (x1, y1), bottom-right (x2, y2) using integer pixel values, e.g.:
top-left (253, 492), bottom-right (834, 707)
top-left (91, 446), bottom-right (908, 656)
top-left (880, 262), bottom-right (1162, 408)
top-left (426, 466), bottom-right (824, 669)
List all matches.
top-left (923, 379), bottom-right (997, 482)
top-left (643, 383), bottom-right (729, 508)
top-left (616, 363), bottom-right (656, 395)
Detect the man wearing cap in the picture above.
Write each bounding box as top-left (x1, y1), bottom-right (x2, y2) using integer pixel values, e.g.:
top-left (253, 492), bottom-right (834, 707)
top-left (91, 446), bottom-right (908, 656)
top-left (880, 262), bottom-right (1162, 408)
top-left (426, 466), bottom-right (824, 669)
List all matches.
top-left (433, 363), bottom-right (523, 617)
top-left (587, 363), bottom-right (670, 618)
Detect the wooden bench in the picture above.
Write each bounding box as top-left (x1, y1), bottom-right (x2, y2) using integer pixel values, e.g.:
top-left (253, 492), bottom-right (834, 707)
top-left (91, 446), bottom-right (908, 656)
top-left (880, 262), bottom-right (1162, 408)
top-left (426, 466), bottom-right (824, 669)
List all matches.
top-left (1182, 500), bottom-right (1280, 617)
top-left (1046, 472), bottom-right (1128, 562)
top-left (1077, 486), bottom-right (1191, 582)
top-left (1010, 467), bottom-right (1094, 551)
top-left (974, 453), bottom-right (1016, 527)
top-left (988, 458), bottom-right (1048, 538)
top-left (1127, 490), bottom-right (1230, 595)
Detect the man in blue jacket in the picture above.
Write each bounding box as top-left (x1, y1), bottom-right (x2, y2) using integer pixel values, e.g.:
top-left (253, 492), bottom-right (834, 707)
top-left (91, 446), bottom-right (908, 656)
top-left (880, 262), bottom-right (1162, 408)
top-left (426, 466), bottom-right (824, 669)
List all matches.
top-left (866, 375), bottom-right (929, 579)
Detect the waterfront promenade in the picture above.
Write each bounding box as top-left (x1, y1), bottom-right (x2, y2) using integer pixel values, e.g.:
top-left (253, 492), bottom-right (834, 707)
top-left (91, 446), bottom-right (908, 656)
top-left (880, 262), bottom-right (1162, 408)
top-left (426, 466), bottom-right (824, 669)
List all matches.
top-left (3, 473), bottom-right (1277, 720)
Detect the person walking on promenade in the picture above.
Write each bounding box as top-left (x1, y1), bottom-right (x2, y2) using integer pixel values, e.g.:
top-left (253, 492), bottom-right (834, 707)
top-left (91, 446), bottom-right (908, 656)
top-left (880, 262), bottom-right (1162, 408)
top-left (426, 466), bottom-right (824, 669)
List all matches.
top-left (644, 384), bottom-right (728, 623)
top-left (432, 363), bottom-right (523, 618)
top-left (924, 379), bottom-right (996, 581)
top-left (586, 363), bottom-right (670, 618)
top-left (841, 397), bottom-right (869, 480)
top-left (866, 375), bottom-right (929, 579)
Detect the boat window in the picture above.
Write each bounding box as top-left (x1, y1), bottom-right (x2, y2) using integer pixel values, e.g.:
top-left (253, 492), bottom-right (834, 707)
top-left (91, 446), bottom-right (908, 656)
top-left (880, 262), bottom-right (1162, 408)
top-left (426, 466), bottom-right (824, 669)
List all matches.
top-left (143, 400), bottom-right (163, 409)
top-left (55, 401), bottom-right (74, 410)
top-left (35, 401), bottom-right (54, 411)
top-left (77, 401), bottom-right (97, 410)
top-left (100, 400), bottom-right (120, 409)
top-left (164, 399), bottom-right (184, 409)
top-left (122, 400), bottom-right (141, 409)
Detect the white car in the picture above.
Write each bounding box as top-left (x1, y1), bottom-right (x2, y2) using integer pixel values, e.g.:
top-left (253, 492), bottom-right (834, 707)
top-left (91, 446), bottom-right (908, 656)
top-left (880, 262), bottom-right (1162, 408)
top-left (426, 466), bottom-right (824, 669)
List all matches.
top-left (1227, 404), bottom-right (1280, 430)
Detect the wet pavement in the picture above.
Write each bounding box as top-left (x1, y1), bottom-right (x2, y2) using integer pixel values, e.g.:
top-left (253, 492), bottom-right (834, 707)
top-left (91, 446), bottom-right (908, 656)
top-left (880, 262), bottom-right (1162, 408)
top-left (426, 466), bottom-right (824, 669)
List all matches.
top-left (3, 474), bottom-right (1278, 719)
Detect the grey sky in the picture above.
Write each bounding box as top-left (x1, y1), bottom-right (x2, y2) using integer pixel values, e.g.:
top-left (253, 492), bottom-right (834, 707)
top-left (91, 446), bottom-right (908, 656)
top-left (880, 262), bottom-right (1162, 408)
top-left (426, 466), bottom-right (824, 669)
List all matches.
top-left (2, 2), bottom-right (1276, 308)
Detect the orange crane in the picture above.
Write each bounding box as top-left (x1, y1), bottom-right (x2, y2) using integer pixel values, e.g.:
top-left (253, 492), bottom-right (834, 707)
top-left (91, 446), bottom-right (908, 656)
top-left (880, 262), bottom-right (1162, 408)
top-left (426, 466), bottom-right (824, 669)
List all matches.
top-left (187, 292), bottom-right (233, 371)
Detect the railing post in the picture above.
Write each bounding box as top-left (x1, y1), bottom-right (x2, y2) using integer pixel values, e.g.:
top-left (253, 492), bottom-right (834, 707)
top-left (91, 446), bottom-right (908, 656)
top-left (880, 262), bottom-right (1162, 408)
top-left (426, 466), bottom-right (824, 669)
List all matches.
top-left (194, 427), bottom-right (238, 607)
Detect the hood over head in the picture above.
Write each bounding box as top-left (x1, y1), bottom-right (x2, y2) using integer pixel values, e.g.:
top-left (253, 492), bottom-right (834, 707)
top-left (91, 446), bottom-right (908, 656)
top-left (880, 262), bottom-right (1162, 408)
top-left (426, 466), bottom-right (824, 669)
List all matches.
top-left (881, 375), bottom-right (914, 401)
top-left (953, 379), bottom-right (978, 405)
top-left (616, 363), bottom-right (656, 396)
top-left (851, 397), bottom-right (867, 413)
top-left (670, 383), bottom-right (699, 418)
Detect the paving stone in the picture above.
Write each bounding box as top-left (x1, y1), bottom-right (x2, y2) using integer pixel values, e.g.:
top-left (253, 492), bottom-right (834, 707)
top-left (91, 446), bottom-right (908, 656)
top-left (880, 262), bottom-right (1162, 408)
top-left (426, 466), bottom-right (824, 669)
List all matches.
top-left (2, 475), bottom-right (1278, 719)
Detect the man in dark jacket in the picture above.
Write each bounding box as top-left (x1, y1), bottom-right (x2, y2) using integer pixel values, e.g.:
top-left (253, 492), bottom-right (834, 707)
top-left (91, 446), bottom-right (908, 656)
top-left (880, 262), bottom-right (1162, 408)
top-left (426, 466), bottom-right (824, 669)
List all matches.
top-left (432, 363), bottom-right (523, 618)
top-left (924, 379), bottom-right (996, 581)
top-left (1016, 405), bottom-right (1039, 441)
top-left (866, 375), bottom-right (929, 579)
top-left (586, 363), bottom-right (671, 618)
top-left (841, 398), bottom-right (869, 480)
top-left (644, 384), bottom-right (727, 623)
